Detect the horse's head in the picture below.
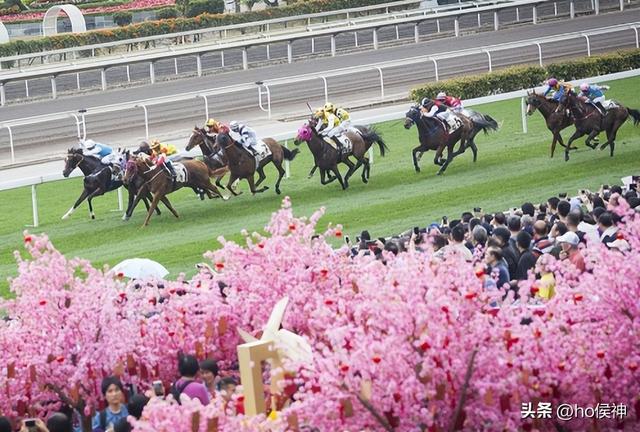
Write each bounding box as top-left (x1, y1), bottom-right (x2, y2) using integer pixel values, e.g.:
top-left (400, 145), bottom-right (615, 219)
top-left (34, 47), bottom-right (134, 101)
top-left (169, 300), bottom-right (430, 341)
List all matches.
top-left (186, 127), bottom-right (206, 151)
top-left (123, 157), bottom-right (141, 185)
top-left (295, 123), bottom-right (313, 145)
top-left (525, 91), bottom-right (543, 116)
top-left (404, 105), bottom-right (421, 129)
top-left (63, 149), bottom-right (83, 177)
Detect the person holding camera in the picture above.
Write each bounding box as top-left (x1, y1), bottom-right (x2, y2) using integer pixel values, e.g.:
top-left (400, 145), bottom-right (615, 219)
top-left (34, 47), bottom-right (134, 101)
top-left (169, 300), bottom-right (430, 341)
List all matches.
top-left (92, 377), bottom-right (128, 432)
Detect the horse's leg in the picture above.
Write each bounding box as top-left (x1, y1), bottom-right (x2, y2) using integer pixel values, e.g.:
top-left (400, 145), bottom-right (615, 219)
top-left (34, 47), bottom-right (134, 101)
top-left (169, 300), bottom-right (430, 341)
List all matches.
top-left (272, 161), bottom-right (286, 195)
top-left (85, 188), bottom-right (103, 220)
top-left (308, 164), bottom-right (318, 179)
top-left (255, 165), bottom-right (267, 188)
top-left (159, 196), bottom-right (180, 218)
top-left (469, 139), bottom-right (478, 162)
top-left (342, 157), bottom-right (357, 182)
top-left (412, 147), bottom-right (423, 173)
top-left (433, 146), bottom-right (446, 167)
top-left (564, 129), bottom-right (586, 162)
top-left (62, 188), bottom-right (89, 220)
top-left (226, 173), bottom-right (242, 196)
top-left (550, 131), bottom-right (559, 158)
top-left (360, 157), bottom-right (371, 183)
top-left (585, 129), bottom-right (600, 150)
top-left (246, 175), bottom-right (267, 194)
top-left (142, 193), bottom-right (162, 227)
top-left (437, 143), bottom-right (455, 176)
top-left (331, 166), bottom-right (347, 190)
top-left (319, 169), bottom-right (337, 184)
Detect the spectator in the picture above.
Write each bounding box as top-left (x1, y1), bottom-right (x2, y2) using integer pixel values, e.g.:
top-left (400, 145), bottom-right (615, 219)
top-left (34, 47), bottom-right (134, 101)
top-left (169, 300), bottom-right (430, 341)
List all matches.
top-left (521, 202), bottom-right (535, 217)
top-left (484, 246), bottom-right (510, 289)
top-left (533, 220), bottom-right (549, 245)
top-left (0, 417), bottom-right (11, 432)
top-left (534, 254), bottom-right (556, 299)
top-left (199, 359), bottom-right (219, 399)
top-left (431, 233), bottom-right (448, 258)
top-left (113, 419), bottom-right (130, 432)
top-left (471, 225), bottom-right (488, 249)
top-left (547, 196), bottom-right (560, 222)
top-left (92, 377), bottom-right (128, 432)
top-left (173, 354), bottom-right (210, 406)
top-left (507, 216), bottom-right (522, 257)
top-left (127, 394), bottom-right (149, 420)
top-left (461, 211), bottom-right (473, 223)
top-left (592, 196), bottom-right (606, 210)
top-left (514, 231), bottom-right (536, 281)
top-left (492, 212), bottom-right (507, 229)
top-left (557, 200), bottom-right (571, 223)
top-left (566, 211), bottom-right (586, 244)
top-left (598, 212), bottom-right (618, 246)
top-left (19, 419), bottom-right (49, 432)
top-left (218, 377), bottom-right (239, 415)
top-left (445, 224), bottom-right (473, 262)
top-left (521, 215), bottom-right (534, 236)
top-left (47, 413), bottom-right (72, 432)
top-left (469, 217), bottom-right (481, 233)
top-left (557, 231), bottom-right (586, 272)
top-left (492, 227), bottom-right (518, 278)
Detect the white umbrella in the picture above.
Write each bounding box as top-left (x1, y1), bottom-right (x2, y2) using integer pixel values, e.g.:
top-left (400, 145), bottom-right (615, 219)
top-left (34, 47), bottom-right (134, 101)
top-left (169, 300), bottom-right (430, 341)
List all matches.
top-left (112, 258), bottom-right (169, 279)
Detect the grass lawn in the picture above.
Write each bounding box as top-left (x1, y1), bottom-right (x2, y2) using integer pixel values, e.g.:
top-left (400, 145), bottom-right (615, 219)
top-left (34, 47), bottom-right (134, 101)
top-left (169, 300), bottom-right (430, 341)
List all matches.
top-left (1, 76), bottom-right (640, 297)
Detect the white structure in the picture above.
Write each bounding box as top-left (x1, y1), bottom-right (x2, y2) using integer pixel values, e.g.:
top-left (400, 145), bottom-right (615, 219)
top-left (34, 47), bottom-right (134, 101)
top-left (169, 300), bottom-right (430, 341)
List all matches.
top-left (0, 20), bottom-right (9, 43)
top-left (42, 4), bottom-right (86, 37)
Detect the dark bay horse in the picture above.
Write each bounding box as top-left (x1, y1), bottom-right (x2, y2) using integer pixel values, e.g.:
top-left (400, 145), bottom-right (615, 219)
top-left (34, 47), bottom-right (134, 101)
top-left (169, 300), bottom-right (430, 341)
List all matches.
top-left (525, 92), bottom-right (575, 158)
top-left (404, 106), bottom-right (473, 175)
top-left (214, 133), bottom-right (299, 195)
top-left (62, 148), bottom-right (156, 220)
top-left (124, 155), bottom-right (226, 227)
top-left (185, 128), bottom-right (230, 189)
top-left (294, 123), bottom-right (350, 189)
top-left (559, 92), bottom-right (640, 162)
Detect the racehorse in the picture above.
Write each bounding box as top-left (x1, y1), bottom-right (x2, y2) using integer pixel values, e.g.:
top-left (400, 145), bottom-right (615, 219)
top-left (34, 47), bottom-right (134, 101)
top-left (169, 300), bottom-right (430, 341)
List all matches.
top-left (525, 92), bottom-right (575, 158)
top-left (459, 109), bottom-right (500, 157)
top-left (214, 132), bottom-right (299, 195)
top-left (124, 155), bottom-right (225, 227)
top-left (61, 147), bottom-right (157, 220)
top-left (558, 92), bottom-right (640, 162)
top-left (404, 105), bottom-right (473, 175)
top-left (185, 127), bottom-right (230, 189)
top-left (294, 120), bottom-right (388, 188)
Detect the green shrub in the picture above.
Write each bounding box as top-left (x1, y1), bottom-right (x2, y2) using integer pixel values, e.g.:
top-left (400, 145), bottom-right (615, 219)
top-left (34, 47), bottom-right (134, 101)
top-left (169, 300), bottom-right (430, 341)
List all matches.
top-left (410, 50), bottom-right (640, 102)
top-left (112, 11), bottom-right (133, 26)
top-left (156, 6), bottom-right (179, 19)
top-left (186, 0), bottom-right (224, 17)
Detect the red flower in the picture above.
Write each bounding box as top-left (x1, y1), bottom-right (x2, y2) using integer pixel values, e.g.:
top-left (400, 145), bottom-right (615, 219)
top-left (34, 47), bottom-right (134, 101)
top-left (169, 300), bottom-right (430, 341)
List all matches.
top-left (288, 224), bottom-right (296, 231)
top-left (474, 267), bottom-right (485, 278)
top-left (464, 292), bottom-right (477, 300)
top-left (168, 331), bottom-right (175, 337)
top-left (616, 232), bottom-right (624, 240)
top-left (558, 361), bottom-right (565, 371)
top-left (420, 342), bottom-right (430, 351)
top-left (320, 269), bottom-right (328, 277)
top-left (38, 300), bottom-right (47, 306)
top-left (372, 356), bottom-right (381, 364)
top-left (215, 262), bottom-right (224, 270)
top-left (311, 384), bottom-right (321, 393)
top-left (335, 230), bottom-right (342, 237)
top-left (441, 306), bottom-right (449, 314)
top-left (628, 362), bottom-right (638, 372)
top-left (573, 293), bottom-right (583, 302)
top-left (324, 299), bottom-right (334, 306)
top-left (258, 243), bottom-right (265, 249)
top-left (23, 235), bottom-right (32, 243)
top-left (56, 356), bottom-right (65, 363)
top-left (340, 364), bottom-right (349, 373)
top-left (530, 285), bottom-right (539, 295)
top-left (596, 351), bottom-right (605, 359)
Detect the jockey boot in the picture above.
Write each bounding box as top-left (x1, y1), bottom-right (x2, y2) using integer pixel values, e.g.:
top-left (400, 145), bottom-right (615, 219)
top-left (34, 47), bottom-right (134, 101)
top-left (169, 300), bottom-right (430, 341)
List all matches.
top-left (595, 102), bottom-right (606, 115)
top-left (167, 163), bottom-right (177, 186)
top-left (332, 137), bottom-right (344, 154)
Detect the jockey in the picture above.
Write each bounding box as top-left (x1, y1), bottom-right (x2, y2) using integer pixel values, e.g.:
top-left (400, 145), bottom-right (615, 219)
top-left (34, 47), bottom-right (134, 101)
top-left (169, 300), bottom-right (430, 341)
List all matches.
top-left (543, 78), bottom-right (573, 101)
top-left (150, 139), bottom-right (178, 181)
top-left (420, 97), bottom-right (456, 131)
top-left (578, 82), bottom-right (610, 113)
top-left (81, 139), bottom-right (112, 160)
top-left (229, 121), bottom-right (259, 156)
top-left (205, 118), bottom-right (223, 139)
top-left (435, 92), bottom-right (463, 112)
top-left (316, 102), bottom-right (347, 152)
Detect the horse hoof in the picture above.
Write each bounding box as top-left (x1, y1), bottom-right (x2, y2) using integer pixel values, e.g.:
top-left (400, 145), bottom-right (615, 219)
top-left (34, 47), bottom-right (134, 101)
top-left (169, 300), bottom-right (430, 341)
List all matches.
top-left (415, 167), bottom-right (421, 173)
top-left (91, 214), bottom-right (96, 220)
top-left (564, 155), bottom-right (569, 162)
top-left (122, 214), bottom-right (130, 221)
top-left (276, 189), bottom-right (281, 195)
top-left (61, 214), bottom-right (69, 220)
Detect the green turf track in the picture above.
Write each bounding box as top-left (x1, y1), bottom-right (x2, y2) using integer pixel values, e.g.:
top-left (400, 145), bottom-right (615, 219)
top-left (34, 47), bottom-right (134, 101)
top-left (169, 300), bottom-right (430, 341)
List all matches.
top-left (1, 76), bottom-right (640, 297)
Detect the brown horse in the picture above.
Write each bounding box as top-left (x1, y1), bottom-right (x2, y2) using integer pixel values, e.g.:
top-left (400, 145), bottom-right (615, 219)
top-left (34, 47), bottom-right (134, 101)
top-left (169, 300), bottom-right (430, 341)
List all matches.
top-left (559, 92), bottom-right (640, 162)
top-left (123, 155), bottom-right (225, 226)
top-left (294, 120), bottom-right (388, 188)
top-left (214, 132), bottom-right (299, 195)
top-left (525, 92), bottom-right (576, 158)
top-left (185, 127), bottom-right (229, 189)
top-left (404, 105), bottom-right (473, 175)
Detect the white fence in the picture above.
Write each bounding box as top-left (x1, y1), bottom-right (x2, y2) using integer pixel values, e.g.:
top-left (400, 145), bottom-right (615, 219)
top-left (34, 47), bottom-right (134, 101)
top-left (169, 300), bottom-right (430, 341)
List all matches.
top-left (1, 68), bottom-right (638, 227)
top-left (0, 0), bottom-right (624, 105)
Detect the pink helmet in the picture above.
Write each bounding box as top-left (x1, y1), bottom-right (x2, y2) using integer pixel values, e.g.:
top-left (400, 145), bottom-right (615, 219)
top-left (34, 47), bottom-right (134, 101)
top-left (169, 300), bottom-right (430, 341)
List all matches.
top-left (296, 124), bottom-right (312, 141)
top-left (547, 78), bottom-right (558, 87)
top-left (580, 82), bottom-right (590, 92)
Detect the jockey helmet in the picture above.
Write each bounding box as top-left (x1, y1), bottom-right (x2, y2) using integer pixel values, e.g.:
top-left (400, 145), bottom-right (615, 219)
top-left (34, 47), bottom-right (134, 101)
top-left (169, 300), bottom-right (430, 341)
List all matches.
top-left (579, 83), bottom-right (590, 92)
top-left (547, 78), bottom-right (558, 87)
top-left (421, 97), bottom-right (431, 107)
top-left (229, 121), bottom-right (240, 132)
top-left (83, 139), bottom-right (96, 149)
top-left (324, 102), bottom-right (336, 113)
top-left (436, 92), bottom-right (447, 100)
top-left (206, 118), bottom-right (218, 127)
top-left (150, 139), bottom-right (161, 151)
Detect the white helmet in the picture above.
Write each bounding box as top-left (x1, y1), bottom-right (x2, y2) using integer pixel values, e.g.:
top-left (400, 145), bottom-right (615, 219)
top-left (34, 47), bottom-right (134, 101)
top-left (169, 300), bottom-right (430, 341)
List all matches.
top-left (436, 92), bottom-right (447, 100)
top-left (83, 139), bottom-right (96, 149)
top-left (579, 82), bottom-right (590, 92)
top-left (229, 121), bottom-right (240, 132)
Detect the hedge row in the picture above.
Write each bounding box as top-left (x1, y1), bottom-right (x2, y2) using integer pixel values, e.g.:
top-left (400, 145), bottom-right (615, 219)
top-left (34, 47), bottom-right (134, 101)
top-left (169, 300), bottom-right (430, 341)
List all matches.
top-left (410, 49), bottom-right (640, 102)
top-left (0, 0), bottom-right (391, 57)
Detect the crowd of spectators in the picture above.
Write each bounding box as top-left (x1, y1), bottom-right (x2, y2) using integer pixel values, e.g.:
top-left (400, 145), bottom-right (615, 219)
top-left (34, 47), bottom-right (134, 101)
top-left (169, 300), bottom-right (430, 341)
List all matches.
top-left (0, 354), bottom-right (239, 432)
top-left (347, 179), bottom-right (639, 299)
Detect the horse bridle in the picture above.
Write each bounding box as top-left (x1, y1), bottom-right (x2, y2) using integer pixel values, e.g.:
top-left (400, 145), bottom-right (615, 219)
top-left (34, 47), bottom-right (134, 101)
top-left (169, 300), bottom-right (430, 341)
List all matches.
top-left (66, 152), bottom-right (84, 168)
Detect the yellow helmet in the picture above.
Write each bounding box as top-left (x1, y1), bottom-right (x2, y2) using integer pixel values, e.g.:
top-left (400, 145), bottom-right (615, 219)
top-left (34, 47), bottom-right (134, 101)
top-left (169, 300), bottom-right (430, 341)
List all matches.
top-left (206, 118), bottom-right (218, 127)
top-left (150, 139), bottom-right (161, 151)
top-left (324, 102), bottom-right (335, 113)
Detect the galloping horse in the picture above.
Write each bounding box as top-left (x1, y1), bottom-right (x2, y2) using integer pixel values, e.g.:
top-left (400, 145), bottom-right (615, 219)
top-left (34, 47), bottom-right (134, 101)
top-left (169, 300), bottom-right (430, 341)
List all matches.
top-left (214, 133), bottom-right (299, 195)
top-left (295, 119), bottom-right (388, 187)
top-left (124, 155), bottom-right (225, 227)
top-left (62, 147), bottom-right (156, 220)
top-left (558, 92), bottom-right (640, 162)
top-left (404, 105), bottom-right (473, 175)
top-left (185, 127), bottom-right (230, 189)
top-left (525, 92), bottom-right (575, 158)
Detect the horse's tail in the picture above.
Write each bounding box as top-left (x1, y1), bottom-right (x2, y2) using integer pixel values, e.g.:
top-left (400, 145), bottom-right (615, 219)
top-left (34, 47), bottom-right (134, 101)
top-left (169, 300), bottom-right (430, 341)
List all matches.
top-left (360, 127), bottom-right (389, 157)
top-left (282, 146), bottom-right (300, 161)
top-left (627, 108), bottom-right (640, 126)
top-left (473, 113), bottom-right (499, 135)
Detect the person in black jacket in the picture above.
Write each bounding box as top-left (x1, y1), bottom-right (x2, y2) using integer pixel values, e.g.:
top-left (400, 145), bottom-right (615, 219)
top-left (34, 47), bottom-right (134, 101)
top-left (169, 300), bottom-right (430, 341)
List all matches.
top-left (491, 227), bottom-right (518, 278)
top-left (514, 231), bottom-right (536, 281)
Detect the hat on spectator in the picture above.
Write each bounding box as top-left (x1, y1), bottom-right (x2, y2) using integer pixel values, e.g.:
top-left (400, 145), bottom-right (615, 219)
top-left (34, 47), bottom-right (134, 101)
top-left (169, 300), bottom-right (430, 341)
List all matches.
top-left (608, 238), bottom-right (630, 252)
top-left (556, 231), bottom-right (579, 246)
top-left (533, 239), bottom-right (553, 255)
